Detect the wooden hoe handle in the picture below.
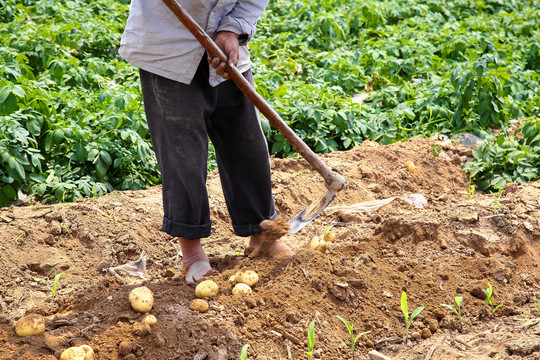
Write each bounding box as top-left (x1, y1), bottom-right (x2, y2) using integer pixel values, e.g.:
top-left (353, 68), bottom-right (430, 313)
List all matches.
top-left (161, 0), bottom-right (345, 191)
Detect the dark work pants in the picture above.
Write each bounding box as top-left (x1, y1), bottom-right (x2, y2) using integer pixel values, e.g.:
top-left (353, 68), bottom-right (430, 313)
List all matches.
top-left (139, 60), bottom-right (277, 240)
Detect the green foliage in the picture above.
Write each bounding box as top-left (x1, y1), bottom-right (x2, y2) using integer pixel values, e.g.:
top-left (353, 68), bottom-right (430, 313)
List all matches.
top-left (401, 291), bottom-right (425, 339)
top-left (440, 296), bottom-right (463, 330)
top-left (464, 119), bottom-right (540, 192)
top-left (252, 0), bottom-right (539, 189)
top-left (1, 0), bottom-right (539, 205)
top-left (336, 316), bottom-right (371, 360)
top-left (0, 0), bottom-right (159, 205)
top-left (305, 320), bottom-right (316, 360)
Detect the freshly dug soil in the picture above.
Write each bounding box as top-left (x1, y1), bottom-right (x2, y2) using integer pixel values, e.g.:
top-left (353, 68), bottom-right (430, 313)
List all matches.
top-left (1, 138), bottom-right (539, 360)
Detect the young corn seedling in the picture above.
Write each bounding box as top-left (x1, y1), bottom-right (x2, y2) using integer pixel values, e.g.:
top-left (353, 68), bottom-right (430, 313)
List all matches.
top-left (401, 292), bottom-right (425, 340)
top-left (306, 320), bottom-right (316, 360)
top-left (482, 283), bottom-right (503, 315)
top-left (240, 344), bottom-right (249, 360)
top-left (336, 316), bottom-right (371, 360)
top-left (532, 298), bottom-right (540, 316)
top-left (51, 272), bottom-right (66, 303)
top-left (440, 296), bottom-right (463, 330)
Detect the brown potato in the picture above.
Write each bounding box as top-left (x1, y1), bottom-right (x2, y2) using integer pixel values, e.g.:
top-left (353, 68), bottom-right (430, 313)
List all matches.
top-left (235, 270), bottom-right (259, 287)
top-left (323, 231), bottom-right (336, 243)
top-left (129, 286), bottom-right (154, 313)
top-left (308, 236), bottom-right (327, 253)
top-left (60, 345), bottom-right (94, 360)
top-left (195, 280), bottom-right (219, 298)
top-left (189, 299), bottom-right (209, 313)
top-left (15, 314), bottom-right (45, 337)
top-left (232, 283), bottom-right (252, 296)
top-left (406, 161), bottom-right (416, 173)
top-left (142, 314), bottom-right (157, 326)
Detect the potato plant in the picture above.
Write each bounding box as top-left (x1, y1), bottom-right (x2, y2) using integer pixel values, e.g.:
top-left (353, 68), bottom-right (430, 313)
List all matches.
top-left (1, 0), bottom-right (539, 205)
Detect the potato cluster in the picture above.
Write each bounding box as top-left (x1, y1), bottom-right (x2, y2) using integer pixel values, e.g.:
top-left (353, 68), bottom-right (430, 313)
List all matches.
top-left (308, 229), bottom-right (336, 253)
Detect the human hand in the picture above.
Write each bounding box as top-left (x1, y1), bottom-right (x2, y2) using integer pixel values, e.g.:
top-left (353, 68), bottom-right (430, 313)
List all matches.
top-left (208, 31), bottom-right (239, 80)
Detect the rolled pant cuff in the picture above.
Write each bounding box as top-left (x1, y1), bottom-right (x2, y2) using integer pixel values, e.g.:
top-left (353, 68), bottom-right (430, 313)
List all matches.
top-left (161, 216), bottom-right (212, 240)
top-left (232, 212), bottom-right (279, 237)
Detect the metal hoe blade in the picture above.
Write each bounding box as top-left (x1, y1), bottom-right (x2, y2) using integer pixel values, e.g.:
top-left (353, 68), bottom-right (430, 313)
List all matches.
top-left (288, 190), bottom-right (337, 234)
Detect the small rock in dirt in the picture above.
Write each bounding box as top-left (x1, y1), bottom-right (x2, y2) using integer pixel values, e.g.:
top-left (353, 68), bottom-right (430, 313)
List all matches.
top-left (470, 284), bottom-right (486, 300)
top-left (457, 212), bottom-right (478, 224)
top-left (44, 234), bottom-right (55, 245)
top-left (440, 315), bottom-right (457, 330)
top-left (506, 340), bottom-right (540, 356)
top-left (421, 328), bottom-right (432, 339)
top-left (349, 279), bottom-right (367, 289)
top-left (119, 339), bottom-right (136, 356)
top-left (411, 331), bottom-right (421, 341)
top-left (245, 298), bottom-right (257, 309)
top-left (383, 291), bottom-right (393, 298)
top-left (493, 267), bottom-right (507, 282)
top-left (155, 333), bottom-right (166, 348)
top-left (132, 322), bottom-right (151, 337)
top-left (439, 238), bottom-right (448, 249)
top-left (438, 272), bottom-right (449, 280)
top-left (395, 249), bottom-right (406, 257)
top-left (312, 349), bottom-right (322, 359)
top-left (329, 285), bottom-right (348, 301)
top-left (193, 351), bottom-right (209, 360)
top-left (427, 318), bottom-right (439, 333)
top-left (505, 182), bottom-right (518, 194)
top-left (164, 267), bottom-right (176, 278)
top-left (523, 221), bottom-right (534, 232)
top-left (451, 154), bottom-right (462, 165)
top-left (354, 254), bottom-right (370, 267)
top-left (49, 220), bottom-right (63, 235)
top-left (368, 350), bottom-right (393, 360)
top-left (284, 311), bottom-right (300, 324)
top-left (209, 346), bottom-right (228, 360)
top-left (374, 336), bottom-right (402, 350)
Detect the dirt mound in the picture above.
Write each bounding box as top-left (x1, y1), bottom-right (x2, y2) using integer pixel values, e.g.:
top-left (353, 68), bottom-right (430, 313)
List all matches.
top-left (1, 138), bottom-right (540, 360)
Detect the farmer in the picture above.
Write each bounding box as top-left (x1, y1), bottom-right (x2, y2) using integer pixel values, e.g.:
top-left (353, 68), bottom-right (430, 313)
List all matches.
top-left (119, 0), bottom-right (293, 282)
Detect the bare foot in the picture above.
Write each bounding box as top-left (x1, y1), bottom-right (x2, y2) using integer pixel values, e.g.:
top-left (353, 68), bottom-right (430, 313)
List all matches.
top-left (185, 259), bottom-right (216, 283)
top-left (249, 227), bottom-right (294, 259)
top-left (179, 237), bottom-right (217, 283)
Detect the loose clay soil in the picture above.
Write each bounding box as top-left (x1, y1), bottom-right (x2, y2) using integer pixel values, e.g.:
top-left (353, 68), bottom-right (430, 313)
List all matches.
top-left (1, 138), bottom-right (540, 360)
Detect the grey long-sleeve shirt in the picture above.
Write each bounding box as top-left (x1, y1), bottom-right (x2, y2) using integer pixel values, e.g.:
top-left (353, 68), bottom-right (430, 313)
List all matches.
top-left (119, 0), bottom-right (269, 87)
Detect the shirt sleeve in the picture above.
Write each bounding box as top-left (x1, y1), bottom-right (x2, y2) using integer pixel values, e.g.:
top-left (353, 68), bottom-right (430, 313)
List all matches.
top-left (216, 0), bottom-right (270, 45)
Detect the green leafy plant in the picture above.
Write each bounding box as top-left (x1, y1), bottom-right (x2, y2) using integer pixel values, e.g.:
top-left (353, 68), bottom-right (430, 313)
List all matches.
top-left (2, 0), bottom-right (539, 206)
top-left (51, 272), bottom-right (66, 303)
top-left (305, 320), bottom-right (316, 360)
top-left (401, 291), bottom-right (425, 340)
top-left (240, 344), bottom-right (249, 360)
top-left (440, 296), bottom-right (463, 330)
top-left (336, 316), bottom-right (371, 360)
top-left (482, 282), bottom-right (503, 315)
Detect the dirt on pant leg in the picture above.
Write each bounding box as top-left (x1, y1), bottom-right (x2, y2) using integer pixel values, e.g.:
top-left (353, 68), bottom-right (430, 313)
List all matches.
top-left (249, 218), bottom-right (290, 258)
